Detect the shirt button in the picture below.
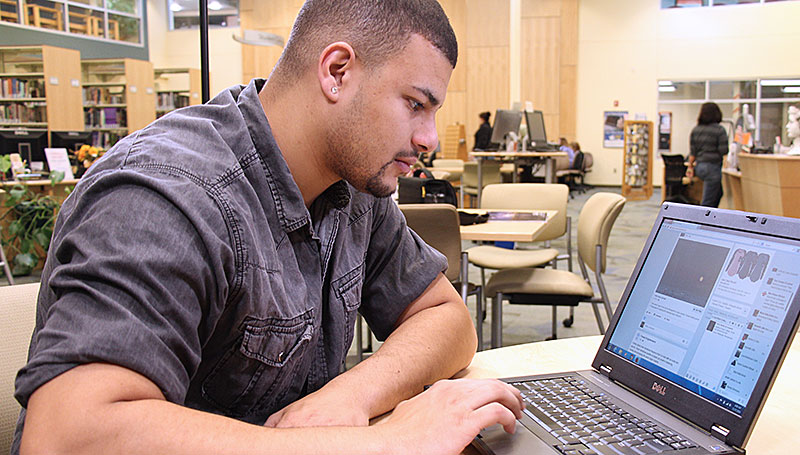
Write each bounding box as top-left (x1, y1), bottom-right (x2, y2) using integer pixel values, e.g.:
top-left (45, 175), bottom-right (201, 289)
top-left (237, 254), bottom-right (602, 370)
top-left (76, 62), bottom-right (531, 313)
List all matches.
top-left (278, 352), bottom-right (284, 362)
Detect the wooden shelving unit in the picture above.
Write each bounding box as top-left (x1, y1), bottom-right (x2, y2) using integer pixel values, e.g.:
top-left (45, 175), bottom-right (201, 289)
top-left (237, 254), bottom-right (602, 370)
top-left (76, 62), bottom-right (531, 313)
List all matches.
top-left (81, 58), bottom-right (155, 149)
top-left (0, 45), bottom-right (83, 134)
top-left (622, 120), bottom-right (654, 201)
top-left (153, 68), bottom-right (201, 118)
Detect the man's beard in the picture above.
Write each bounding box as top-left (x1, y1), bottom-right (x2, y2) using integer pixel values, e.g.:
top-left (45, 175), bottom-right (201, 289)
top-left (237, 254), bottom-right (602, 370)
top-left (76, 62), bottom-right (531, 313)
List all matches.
top-left (325, 93), bottom-right (404, 198)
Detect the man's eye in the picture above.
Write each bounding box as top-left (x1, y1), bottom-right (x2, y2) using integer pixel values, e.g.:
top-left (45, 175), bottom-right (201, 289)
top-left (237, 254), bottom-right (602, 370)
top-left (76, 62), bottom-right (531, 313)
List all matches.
top-left (409, 99), bottom-right (424, 111)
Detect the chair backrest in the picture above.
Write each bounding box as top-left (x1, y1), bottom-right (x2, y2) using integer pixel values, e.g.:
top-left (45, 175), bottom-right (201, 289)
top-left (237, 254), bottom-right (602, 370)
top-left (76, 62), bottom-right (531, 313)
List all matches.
top-left (577, 193), bottom-right (626, 273)
top-left (461, 161), bottom-right (503, 189)
top-left (480, 183), bottom-right (569, 242)
top-left (399, 204), bottom-right (462, 282)
top-left (0, 282), bottom-right (40, 454)
top-left (572, 151), bottom-right (585, 171)
top-left (661, 153), bottom-right (687, 183)
top-left (583, 152), bottom-right (594, 171)
top-left (431, 159), bottom-right (464, 169)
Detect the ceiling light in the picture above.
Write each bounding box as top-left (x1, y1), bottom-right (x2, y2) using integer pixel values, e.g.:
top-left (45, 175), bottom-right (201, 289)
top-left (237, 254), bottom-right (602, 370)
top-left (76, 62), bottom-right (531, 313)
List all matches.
top-left (658, 86), bottom-right (676, 92)
top-left (782, 87), bottom-right (800, 94)
top-left (208, 1), bottom-right (223, 10)
top-left (658, 81), bottom-right (674, 86)
top-left (760, 79), bottom-right (800, 86)
top-left (170, 2), bottom-right (183, 12)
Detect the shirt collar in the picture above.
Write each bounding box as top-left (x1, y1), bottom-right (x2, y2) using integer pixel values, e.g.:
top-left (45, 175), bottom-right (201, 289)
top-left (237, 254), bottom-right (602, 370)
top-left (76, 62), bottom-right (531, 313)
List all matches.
top-left (235, 79), bottom-right (352, 232)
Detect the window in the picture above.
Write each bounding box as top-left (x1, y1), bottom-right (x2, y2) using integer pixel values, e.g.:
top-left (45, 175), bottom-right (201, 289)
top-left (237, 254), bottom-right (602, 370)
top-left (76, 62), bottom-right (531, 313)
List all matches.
top-left (2, 0), bottom-right (142, 44)
top-left (167, 0), bottom-right (238, 30)
top-left (657, 78), bottom-right (800, 154)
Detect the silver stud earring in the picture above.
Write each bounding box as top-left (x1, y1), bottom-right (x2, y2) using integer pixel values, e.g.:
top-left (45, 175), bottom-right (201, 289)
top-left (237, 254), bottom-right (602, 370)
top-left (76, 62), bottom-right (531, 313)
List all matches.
top-left (331, 86), bottom-right (338, 94)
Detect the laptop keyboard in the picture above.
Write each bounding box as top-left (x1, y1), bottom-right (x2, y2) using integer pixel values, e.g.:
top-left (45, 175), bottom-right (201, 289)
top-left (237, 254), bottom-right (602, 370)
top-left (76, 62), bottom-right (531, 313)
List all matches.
top-left (512, 376), bottom-right (698, 455)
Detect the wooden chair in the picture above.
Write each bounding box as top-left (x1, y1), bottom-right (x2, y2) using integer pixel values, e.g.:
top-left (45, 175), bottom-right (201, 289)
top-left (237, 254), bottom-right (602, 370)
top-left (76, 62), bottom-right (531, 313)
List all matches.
top-left (484, 192), bottom-right (625, 346)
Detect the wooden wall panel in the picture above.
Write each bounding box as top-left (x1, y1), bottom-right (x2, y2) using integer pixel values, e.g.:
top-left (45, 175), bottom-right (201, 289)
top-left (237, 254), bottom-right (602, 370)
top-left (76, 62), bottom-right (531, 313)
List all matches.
top-left (465, 0), bottom-right (509, 47)
top-left (521, 0), bottom-right (561, 18)
top-left (436, 90), bottom-right (467, 146)
top-left (559, 64), bottom-right (577, 140)
top-left (560, 0), bottom-right (578, 66)
top-left (521, 17), bottom-right (560, 115)
top-left (440, 0), bottom-right (467, 92)
top-left (42, 46), bottom-right (83, 131)
top-left (466, 46), bottom-right (509, 150)
top-left (241, 26), bottom-right (290, 82)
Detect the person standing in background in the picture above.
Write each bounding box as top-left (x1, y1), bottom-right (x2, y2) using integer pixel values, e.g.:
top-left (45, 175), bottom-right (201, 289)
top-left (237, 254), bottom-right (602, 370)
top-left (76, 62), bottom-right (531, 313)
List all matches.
top-left (474, 111), bottom-right (493, 150)
top-left (686, 102), bottom-right (728, 207)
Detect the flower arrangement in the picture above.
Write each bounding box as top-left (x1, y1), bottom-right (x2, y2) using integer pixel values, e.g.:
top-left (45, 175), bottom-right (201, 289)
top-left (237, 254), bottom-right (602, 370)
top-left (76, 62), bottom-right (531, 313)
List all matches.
top-left (76, 144), bottom-right (105, 169)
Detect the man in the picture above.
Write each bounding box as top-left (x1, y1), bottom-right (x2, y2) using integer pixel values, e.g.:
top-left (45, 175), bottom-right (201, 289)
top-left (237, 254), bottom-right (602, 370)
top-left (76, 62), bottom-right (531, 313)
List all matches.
top-left (13, 1), bottom-right (523, 454)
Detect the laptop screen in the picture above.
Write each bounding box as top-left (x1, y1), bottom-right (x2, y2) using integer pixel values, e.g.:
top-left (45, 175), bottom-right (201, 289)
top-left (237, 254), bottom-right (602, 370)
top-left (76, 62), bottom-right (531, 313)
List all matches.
top-left (607, 218), bottom-right (800, 416)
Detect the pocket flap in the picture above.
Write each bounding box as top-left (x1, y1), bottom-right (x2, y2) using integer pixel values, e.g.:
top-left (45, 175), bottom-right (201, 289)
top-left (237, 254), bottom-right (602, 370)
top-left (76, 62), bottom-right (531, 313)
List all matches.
top-left (240, 311), bottom-right (314, 367)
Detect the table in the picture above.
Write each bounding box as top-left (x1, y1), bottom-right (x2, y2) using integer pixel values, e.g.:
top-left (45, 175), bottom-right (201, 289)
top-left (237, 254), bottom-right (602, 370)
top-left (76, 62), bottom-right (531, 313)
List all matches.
top-left (470, 151), bottom-right (567, 206)
top-left (459, 209), bottom-right (557, 243)
top-left (457, 335), bottom-right (800, 455)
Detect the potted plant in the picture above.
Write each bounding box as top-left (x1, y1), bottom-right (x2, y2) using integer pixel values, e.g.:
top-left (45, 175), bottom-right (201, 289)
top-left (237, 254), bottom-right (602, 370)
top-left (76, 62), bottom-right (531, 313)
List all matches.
top-left (1, 155), bottom-right (66, 276)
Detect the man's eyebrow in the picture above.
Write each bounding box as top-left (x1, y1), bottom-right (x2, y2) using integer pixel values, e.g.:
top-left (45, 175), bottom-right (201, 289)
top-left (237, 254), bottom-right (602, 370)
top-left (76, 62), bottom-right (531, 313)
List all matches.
top-left (412, 86), bottom-right (441, 107)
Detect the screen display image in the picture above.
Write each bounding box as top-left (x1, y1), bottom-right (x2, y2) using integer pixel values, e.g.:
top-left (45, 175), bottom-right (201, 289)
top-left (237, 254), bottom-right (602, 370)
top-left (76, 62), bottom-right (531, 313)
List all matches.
top-left (608, 219), bottom-right (800, 415)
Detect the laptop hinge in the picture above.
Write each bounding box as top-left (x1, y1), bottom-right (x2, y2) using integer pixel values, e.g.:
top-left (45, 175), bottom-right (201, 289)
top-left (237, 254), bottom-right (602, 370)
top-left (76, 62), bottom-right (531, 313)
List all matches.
top-left (599, 365), bottom-right (612, 376)
top-left (711, 424), bottom-right (730, 440)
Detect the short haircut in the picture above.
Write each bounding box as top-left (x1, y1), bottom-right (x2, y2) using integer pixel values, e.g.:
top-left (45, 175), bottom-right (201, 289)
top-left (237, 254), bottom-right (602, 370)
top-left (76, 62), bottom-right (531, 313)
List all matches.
top-left (698, 102), bottom-right (722, 125)
top-left (272, 0), bottom-right (457, 82)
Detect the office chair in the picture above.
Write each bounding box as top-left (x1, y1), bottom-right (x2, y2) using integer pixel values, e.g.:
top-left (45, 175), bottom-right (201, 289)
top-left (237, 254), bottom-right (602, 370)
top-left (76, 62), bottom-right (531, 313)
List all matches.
top-left (661, 153), bottom-right (691, 204)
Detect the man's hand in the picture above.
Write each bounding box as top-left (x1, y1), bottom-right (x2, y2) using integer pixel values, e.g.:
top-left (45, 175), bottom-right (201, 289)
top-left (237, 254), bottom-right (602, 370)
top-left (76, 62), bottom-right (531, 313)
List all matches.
top-left (376, 378), bottom-right (524, 455)
top-left (264, 384), bottom-right (370, 428)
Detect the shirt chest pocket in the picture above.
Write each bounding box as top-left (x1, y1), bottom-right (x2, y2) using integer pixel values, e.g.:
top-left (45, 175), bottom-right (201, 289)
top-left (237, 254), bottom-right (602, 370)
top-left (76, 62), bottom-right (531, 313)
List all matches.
top-left (201, 310), bottom-right (314, 418)
top-left (332, 263), bottom-right (364, 355)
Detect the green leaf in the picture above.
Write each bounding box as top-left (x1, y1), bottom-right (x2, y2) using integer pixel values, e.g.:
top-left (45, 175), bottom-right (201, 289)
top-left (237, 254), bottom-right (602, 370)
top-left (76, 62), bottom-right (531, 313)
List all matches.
top-left (0, 155), bottom-right (11, 174)
top-left (34, 230), bottom-right (51, 249)
top-left (12, 253), bottom-right (37, 276)
top-left (50, 170), bottom-right (65, 185)
top-left (8, 220), bottom-right (23, 237)
top-left (20, 238), bottom-right (33, 254)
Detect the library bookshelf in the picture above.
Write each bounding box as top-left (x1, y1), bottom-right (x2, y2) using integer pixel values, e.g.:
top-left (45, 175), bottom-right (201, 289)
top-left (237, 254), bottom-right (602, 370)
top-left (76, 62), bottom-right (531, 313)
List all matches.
top-left (0, 45), bottom-right (83, 136)
top-left (154, 67), bottom-right (201, 118)
top-left (81, 58), bottom-right (155, 149)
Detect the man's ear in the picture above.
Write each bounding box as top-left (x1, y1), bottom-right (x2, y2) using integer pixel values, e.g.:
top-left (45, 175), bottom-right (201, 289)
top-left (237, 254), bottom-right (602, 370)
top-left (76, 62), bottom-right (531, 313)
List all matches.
top-left (318, 42), bottom-right (356, 102)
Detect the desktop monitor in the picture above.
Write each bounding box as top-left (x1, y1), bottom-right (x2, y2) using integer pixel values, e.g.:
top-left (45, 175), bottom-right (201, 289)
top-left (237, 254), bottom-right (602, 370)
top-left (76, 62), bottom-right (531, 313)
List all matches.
top-left (525, 110), bottom-right (548, 145)
top-left (50, 130), bottom-right (93, 153)
top-left (0, 129), bottom-right (48, 173)
top-left (489, 109), bottom-right (522, 146)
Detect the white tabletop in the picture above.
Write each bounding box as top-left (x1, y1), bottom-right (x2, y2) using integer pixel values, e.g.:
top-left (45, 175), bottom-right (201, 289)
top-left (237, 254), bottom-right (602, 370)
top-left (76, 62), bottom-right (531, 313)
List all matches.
top-left (459, 209), bottom-right (557, 243)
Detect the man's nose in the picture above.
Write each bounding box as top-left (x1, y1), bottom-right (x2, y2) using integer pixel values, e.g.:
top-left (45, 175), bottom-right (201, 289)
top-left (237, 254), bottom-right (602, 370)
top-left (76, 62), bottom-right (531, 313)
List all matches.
top-left (412, 116), bottom-right (439, 153)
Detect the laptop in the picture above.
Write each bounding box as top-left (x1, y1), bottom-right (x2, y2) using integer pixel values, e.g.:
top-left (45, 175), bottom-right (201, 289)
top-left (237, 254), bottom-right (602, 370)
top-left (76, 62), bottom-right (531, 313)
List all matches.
top-left (524, 110), bottom-right (559, 152)
top-left (474, 202), bottom-right (800, 455)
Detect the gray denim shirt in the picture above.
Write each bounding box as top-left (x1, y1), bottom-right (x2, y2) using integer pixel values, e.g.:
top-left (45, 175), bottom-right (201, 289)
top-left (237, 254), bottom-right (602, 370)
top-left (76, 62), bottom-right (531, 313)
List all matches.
top-left (12, 78), bottom-right (447, 449)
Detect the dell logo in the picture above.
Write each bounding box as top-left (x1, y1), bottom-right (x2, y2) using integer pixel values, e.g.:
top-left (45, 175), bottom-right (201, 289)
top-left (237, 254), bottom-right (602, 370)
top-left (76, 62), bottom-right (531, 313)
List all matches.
top-left (652, 382), bottom-right (667, 396)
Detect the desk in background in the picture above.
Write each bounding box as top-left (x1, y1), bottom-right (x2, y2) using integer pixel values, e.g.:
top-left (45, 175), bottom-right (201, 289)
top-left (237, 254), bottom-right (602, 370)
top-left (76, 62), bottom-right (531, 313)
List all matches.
top-left (737, 152), bottom-right (800, 218)
top-left (458, 335), bottom-right (800, 455)
top-left (469, 151), bottom-right (567, 206)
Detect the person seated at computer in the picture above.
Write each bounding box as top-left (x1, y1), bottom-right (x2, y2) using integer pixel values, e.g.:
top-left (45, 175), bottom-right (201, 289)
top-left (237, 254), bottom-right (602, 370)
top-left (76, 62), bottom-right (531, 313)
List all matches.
top-left (473, 111), bottom-right (493, 150)
top-left (559, 137), bottom-right (575, 167)
top-left (570, 142), bottom-right (582, 169)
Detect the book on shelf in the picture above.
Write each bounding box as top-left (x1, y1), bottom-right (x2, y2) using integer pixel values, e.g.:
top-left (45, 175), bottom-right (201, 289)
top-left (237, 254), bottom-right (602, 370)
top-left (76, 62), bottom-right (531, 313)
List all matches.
top-left (84, 107), bottom-right (127, 129)
top-left (91, 131), bottom-right (123, 149)
top-left (83, 87), bottom-right (125, 105)
top-left (1, 78), bottom-right (44, 99)
top-left (0, 103), bottom-right (47, 123)
top-left (156, 92), bottom-right (190, 113)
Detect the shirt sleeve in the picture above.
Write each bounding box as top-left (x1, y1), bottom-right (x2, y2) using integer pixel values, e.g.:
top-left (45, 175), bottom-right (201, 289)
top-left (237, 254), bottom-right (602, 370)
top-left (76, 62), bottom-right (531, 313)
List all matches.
top-left (358, 198), bottom-right (448, 341)
top-left (15, 175), bottom-right (228, 407)
top-left (690, 127), bottom-right (699, 157)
